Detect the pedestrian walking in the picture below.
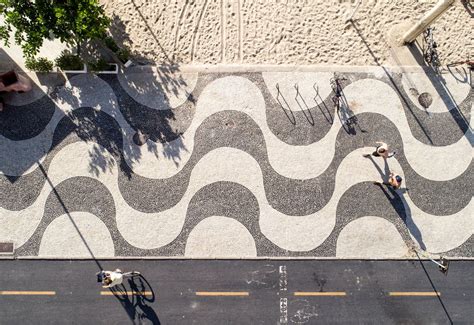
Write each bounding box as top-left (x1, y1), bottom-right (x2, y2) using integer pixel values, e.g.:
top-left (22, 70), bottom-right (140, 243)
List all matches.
top-left (374, 172), bottom-right (403, 190)
top-left (363, 141), bottom-right (396, 159)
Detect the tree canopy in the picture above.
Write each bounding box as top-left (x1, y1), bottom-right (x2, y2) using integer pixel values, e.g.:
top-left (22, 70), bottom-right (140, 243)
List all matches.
top-left (0, 0), bottom-right (110, 57)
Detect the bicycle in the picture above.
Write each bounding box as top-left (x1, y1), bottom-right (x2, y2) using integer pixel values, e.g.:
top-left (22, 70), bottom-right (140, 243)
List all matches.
top-left (447, 58), bottom-right (474, 88)
top-left (330, 73), bottom-right (347, 111)
top-left (97, 269), bottom-right (141, 288)
top-left (423, 27), bottom-right (440, 67)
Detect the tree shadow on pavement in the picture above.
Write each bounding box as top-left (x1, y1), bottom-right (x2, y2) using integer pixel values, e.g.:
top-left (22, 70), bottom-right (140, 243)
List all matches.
top-left (110, 275), bottom-right (160, 324)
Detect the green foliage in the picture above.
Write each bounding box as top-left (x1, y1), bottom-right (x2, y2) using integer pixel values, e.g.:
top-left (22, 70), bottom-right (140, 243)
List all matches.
top-left (0, 0), bottom-right (111, 58)
top-left (117, 47), bottom-right (130, 63)
top-left (104, 36), bottom-right (119, 53)
top-left (55, 50), bottom-right (84, 71)
top-left (25, 56), bottom-right (54, 73)
top-left (88, 57), bottom-right (114, 72)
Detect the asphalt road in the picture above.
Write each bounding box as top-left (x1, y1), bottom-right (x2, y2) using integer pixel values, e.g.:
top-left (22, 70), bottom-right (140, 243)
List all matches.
top-left (0, 259), bottom-right (472, 324)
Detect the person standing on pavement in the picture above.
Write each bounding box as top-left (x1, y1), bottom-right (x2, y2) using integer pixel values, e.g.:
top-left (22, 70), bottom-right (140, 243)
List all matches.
top-left (363, 141), bottom-right (396, 159)
top-left (374, 172), bottom-right (403, 190)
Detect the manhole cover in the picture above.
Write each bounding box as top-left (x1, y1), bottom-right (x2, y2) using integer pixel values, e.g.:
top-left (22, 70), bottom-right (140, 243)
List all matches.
top-left (418, 92), bottom-right (433, 109)
top-left (133, 130), bottom-right (149, 146)
top-left (0, 242), bottom-right (14, 254)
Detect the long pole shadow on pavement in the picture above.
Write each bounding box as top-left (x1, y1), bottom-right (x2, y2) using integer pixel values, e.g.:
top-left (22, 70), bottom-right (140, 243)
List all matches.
top-left (313, 83), bottom-right (334, 124)
top-left (37, 162), bottom-right (103, 271)
top-left (415, 251), bottom-right (454, 325)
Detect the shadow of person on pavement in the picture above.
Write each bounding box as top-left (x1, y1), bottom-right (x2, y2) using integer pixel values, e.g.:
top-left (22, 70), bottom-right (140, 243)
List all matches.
top-left (365, 154), bottom-right (426, 250)
top-left (110, 275), bottom-right (160, 324)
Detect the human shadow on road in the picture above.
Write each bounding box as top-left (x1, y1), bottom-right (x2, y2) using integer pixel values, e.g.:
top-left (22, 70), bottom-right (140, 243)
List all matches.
top-left (110, 275), bottom-right (160, 324)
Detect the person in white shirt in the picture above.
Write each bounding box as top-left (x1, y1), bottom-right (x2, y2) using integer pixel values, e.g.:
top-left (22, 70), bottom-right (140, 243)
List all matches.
top-left (363, 141), bottom-right (396, 159)
top-left (101, 269), bottom-right (124, 288)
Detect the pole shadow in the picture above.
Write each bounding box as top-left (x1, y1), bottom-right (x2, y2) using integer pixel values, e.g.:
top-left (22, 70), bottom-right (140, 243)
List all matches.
top-left (37, 162), bottom-right (104, 270)
top-left (415, 251), bottom-right (454, 324)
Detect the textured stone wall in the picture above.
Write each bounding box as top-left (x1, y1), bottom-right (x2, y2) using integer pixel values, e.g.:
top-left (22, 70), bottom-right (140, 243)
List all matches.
top-left (101, 0), bottom-right (472, 65)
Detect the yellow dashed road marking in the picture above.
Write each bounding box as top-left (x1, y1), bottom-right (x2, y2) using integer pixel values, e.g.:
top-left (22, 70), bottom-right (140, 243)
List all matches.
top-left (0, 291), bottom-right (56, 295)
top-left (389, 292), bottom-right (441, 296)
top-left (196, 292), bottom-right (249, 296)
top-left (294, 292), bottom-right (347, 296)
top-left (100, 291), bottom-right (152, 296)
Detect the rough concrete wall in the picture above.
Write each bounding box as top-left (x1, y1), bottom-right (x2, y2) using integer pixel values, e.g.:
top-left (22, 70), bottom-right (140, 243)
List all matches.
top-left (101, 0), bottom-right (473, 65)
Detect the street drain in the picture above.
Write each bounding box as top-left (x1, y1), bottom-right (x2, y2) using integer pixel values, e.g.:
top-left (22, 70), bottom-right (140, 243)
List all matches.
top-left (418, 92), bottom-right (433, 109)
top-left (0, 242), bottom-right (14, 254)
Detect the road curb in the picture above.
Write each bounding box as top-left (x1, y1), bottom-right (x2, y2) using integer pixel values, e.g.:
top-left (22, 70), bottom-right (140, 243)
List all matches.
top-left (2, 256), bottom-right (474, 261)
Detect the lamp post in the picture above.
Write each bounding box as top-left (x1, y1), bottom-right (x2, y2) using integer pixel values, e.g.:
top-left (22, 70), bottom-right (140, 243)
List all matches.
top-left (402, 0), bottom-right (455, 44)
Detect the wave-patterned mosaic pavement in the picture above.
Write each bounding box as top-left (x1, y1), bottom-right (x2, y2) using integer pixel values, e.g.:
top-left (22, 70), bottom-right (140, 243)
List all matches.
top-left (0, 66), bottom-right (472, 258)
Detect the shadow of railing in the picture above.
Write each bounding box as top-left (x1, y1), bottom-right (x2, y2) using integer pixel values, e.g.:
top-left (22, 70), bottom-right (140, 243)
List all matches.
top-left (313, 83), bottom-right (333, 124)
top-left (275, 83), bottom-right (296, 125)
top-left (294, 83), bottom-right (315, 125)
